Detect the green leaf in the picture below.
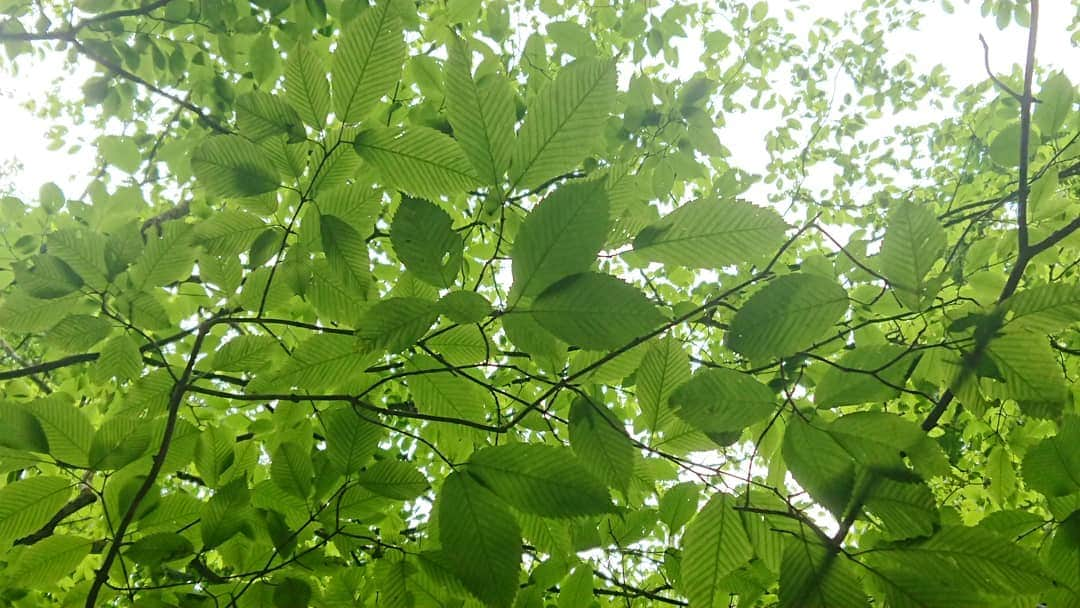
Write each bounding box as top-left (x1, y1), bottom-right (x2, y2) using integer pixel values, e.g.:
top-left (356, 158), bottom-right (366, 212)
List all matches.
top-left (274, 577), bottom-right (313, 608)
top-left (510, 58), bottom-right (616, 191)
top-left (195, 209), bottom-right (267, 256)
top-left (1022, 415), bottom-right (1080, 499)
top-left (509, 179), bottom-right (610, 301)
top-left (331, 0), bottom-right (405, 123)
top-left (28, 394), bottom-right (94, 468)
top-left (727, 274), bottom-right (848, 361)
top-left (0, 292), bottom-right (78, 333)
top-left (93, 334), bottom-right (142, 382)
top-left (635, 336), bottom-right (691, 436)
top-left (877, 200), bottom-right (946, 309)
top-left (467, 444), bottom-right (614, 517)
top-left (782, 416), bottom-right (854, 516)
top-left (779, 536), bottom-right (866, 608)
top-left (632, 198), bottom-right (788, 268)
top-left (568, 397), bottom-right (634, 494)
top-left (285, 44), bottom-right (331, 130)
top-left (557, 565), bottom-right (593, 608)
top-left (0, 402), bottom-right (48, 453)
top-left (236, 91), bottom-right (306, 142)
top-left (527, 272), bottom-right (664, 351)
top-left (4, 534), bottom-right (94, 588)
top-left (356, 297), bottom-right (438, 354)
top-left (445, 35), bottom-right (515, 186)
top-left (986, 330), bottom-right (1069, 403)
top-left (669, 368), bottom-right (775, 435)
top-left (125, 532), bottom-right (194, 566)
top-left (248, 333), bottom-right (376, 393)
top-left (356, 460), bottom-right (429, 500)
top-left (681, 493), bottom-right (755, 607)
top-left (90, 414), bottom-right (152, 470)
top-left (437, 290), bottom-right (491, 324)
top-left (658, 481), bottom-right (700, 534)
top-left (201, 478), bottom-right (253, 549)
top-left (48, 228), bottom-right (109, 288)
top-left (354, 127), bottom-right (480, 200)
top-left (406, 355), bottom-right (487, 422)
top-left (320, 213), bottom-right (371, 296)
top-left (271, 441), bottom-right (314, 499)
top-left (437, 472), bottom-right (521, 608)
top-left (0, 476), bottom-right (73, 547)
top-left (192, 135), bottom-right (280, 197)
top-left (814, 344), bottom-right (914, 408)
top-left (826, 411), bottom-right (949, 478)
top-left (863, 477), bottom-right (939, 540)
top-left (322, 404), bottom-right (384, 475)
top-left (1033, 72), bottom-right (1073, 137)
top-left (865, 526), bottom-right (1053, 605)
top-left (208, 335), bottom-right (278, 372)
top-left (1003, 283), bottom-right (1080, 332)
top-left (389, 197), bottom-right (464, 288)
top-left (129, 222), bottom-right (195, 289)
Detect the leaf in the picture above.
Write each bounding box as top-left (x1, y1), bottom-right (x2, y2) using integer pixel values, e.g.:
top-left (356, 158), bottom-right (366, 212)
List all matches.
top-left (208, 335), bottom-right (279, 372)
top-left (509, 179), bottom-right (610, 301)
top-left (1003, 283), bottom-right (1080, 332)
top-left (406, 355), bottom-right (487, 422)
top-left (558, 565), bottom-right (593, 608)
top-left (28, 394), bottom-right (95, 468)
top-left (527, 272), bottom-right (664, 351)
top-left (635, 336), bottom-right (691, 435)
top-left (783, 416), bottom-right (854, 516)
top-left (236, 91), bottom-right (306, 142)
top-left (0, 402), bottom-right (47, 453)
top-left (129, 222), bottom-right (196, 289)
top-left (356, 460), bottom-right (429, 500)
top-left (390, 197), bottom-right (464, 288)
top-left (726, 273), bottom-right (848, 361)
top-left (355, 297), bottom-right (438, 354)
top-left (863, 477), bottom-right (939, 540)
top-left (320, 213), bottom-right (371, 296)
top-left (669, 367), bottom-right (776, 435)
top-left (877, 200), bottom-right (945, 309)
top-left (0, 292), bottom-right (78, 332)
top-left (510, 58), bottom-right (616, 190)
top-left (632, 198), bottom-right (788, 268)
top-left (93, 333), bottom-right (143, 382)
top-left (354, 127), bottom-right (480, 200)
top-left (814, 344), bottom-right (914, 408)
top-left (90, 414), bottom-right (152, 470)
top-left (285, 44), bottom-right (331, 129)
top-left (248, 333), bottom-right (375, 393)
top-left (681, 493), bottom-right (755, 607)
top-left (1033, 71), bottom-right (1073, 137)
top-left (778, 536), bottom-right (866, 608)
top-left (48, 228), bottom-right (109, 288)
top-left (322, 404), bottom-right (384, 475)
top-left (467, 444), bottom-right (614, 517)
top-left (437, 472), bottom-right (521, 608)
top-left (201, 478), bottom-right (253, 549)
top-left (1022, 415), bottom-right (1080, 499)
top-left (658, 482), bottom-right (700, 533)
top-left (125, 532), bottom-right (194, 566)
top-left (195, 209), bottom-right (267, 256)
top-left (437, 290), bottom-right (491, 324)
top-left (986, 330), bottom-right (1068, 403)
top-left (192, 135), bottom-right (280, 197)
top-left (0, 476), bottom-right (73, 547)
top-left (568, 397), bottom-right (634, 494)
top-left (826, 411), bottom-right (949, 478)
top-left (271, 441), bottom-right (313, 499)
top-left (445, 35), bottom-right (515, 186)
top-left (4, 534), bottom-right (94, 588)
top-left (331, 0), bottom-right (405, 123)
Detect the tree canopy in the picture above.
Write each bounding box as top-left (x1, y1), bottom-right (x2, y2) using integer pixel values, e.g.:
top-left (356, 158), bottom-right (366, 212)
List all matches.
top-left (0, 0), bottom-right (1078, 606)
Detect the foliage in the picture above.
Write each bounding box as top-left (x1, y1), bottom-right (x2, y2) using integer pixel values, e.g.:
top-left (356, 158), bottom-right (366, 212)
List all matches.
top-left (0, 0), bottom-right (1078, 606)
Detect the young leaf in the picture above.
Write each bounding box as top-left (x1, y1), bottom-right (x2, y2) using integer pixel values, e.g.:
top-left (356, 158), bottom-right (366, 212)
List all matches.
top-left (632, 198), bottom-right (788, 268)
top-left (353, 127), bottom-right (480, 200)
top-left (389, 197), bottom-right (464, 288)
top-left (1033, 72), bottom-right (1074, 137)
top-left (726, 273), bottom-right (848, 362)
top-left (191, 135), bottom-right (280, 197)
top-left (467, 444), bottom-right (614, 517)
top-left (509, 180), bottom-right (610, 301)
top-left (285, 44), bottom-right (331, 130)
top-left (437, 472), bottom-right (521, 608)
top-left (527, 272), bottom-right (664, 351)
top-left (331, 0), bottom-right (405, 123)
top-left (510, 58), bottom-right (616, 191)
top-left (681, 493), bottom-right (755, 608)
top-left (568, 397), bottom-right (634, 494)
top-left (444, 35), bottom-right (516, 186)
top-left (635, 336), bottom-right (691, 436)
top-left (877, 200), bottom-right (945, 310)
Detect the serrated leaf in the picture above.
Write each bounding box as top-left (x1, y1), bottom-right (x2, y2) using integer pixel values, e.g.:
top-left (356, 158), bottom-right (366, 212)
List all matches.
top-left (445, 35), bottom-right (515, 186)
top-left (783, 416), bottom-right (854, 516)
top-left (125, 532), bottom-right (194, 566)
top-left (510, 58), bottom-right (616, 191)
top-left (390, 197), bottom-right (464, 288)
top-left (93, 334), bottom-right (142, 382)
top-left (356, 297), bottom-right (438, 354)
top-left (192, 135), bottom-right (280, 197)
top-left (815, 344), bottom-right (914, 408)
top-left (634, 336), bottom-right (690, 436)
top-left (130, 222), bottom-right (195, 289)
top-left (527, 272), bottom-right (664, 351)
top-left (331, 0), bottom-right (405, 123)
top-left (285, 44), bottom-right (331, 130)
top-left (195, 209), bottom-right (267, 256)
top-left (1003, 283), bottom-right (1080, 332)
top-left (509, 180), bottom-right (609, 301)
top-left (669, 367), bottom-right (775, 435)
top-left (248, 333), bottom-right (375, 393)
top-left (1022, 415), bottom-right (1080, 499)
top-left (320, 213), bottom-right (371, 296)
top-left (437, 290), bottom-right (491, 324)
top-left (201, 478), bottom-right (253, 549)
top-left (5, 534), bottom-right (94, 588)
top-left (863, 477), bottom-right (939, 540)
top-left (779, 536), bottom-right (866, 608)
top-left (826, 411), bottom-right (949, 478)
top-left (437, 472), bottom-right (521, 608)
top-left (322, 404), bottom-right (384, 475)
top-left (727, 274), bottom-right (848, 361)
top-left (1034, 71), bottom-right (1073, 137)
top-left (632, 198), bottom-right (788, 268)
top-left (986, 330), bottom-right (1068, 403)
top-left (90, 414), bottom-right (152, 470)
top-left (0, 403), bottom-right (48, 453)
top-left (354, 127), bottom-right (480, 200)
top-left (208, 335), bottom-right (279, 372)
top-left (658, 481), bottom-right (700, 534)
top-left (467, 444), bottom-right (614, 517)
top-left (0, 476), bottom-right (73, 547)
top-left (28, 394), bottom-right (94, 468)
top-left (236, 91), bottom-right (306, 142)
top-left (271, 441), bottom-right (313, 499)
top-left (406, 354), bottom-right (486, 422)
top-left (878, 200), bottom-right (945, 310)
top-left (356, 460), bottom-right (429, 500)
top-left (681, 493), bottom-right (755, 608)
top-left (569, 397), bottom-right (634, 494)
top-left (48, 228), bottom-right (109, 289)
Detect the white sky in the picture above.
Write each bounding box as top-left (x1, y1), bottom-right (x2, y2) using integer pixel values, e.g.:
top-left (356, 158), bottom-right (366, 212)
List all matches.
top-left (0, 1), bottom-right (1076, 201)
